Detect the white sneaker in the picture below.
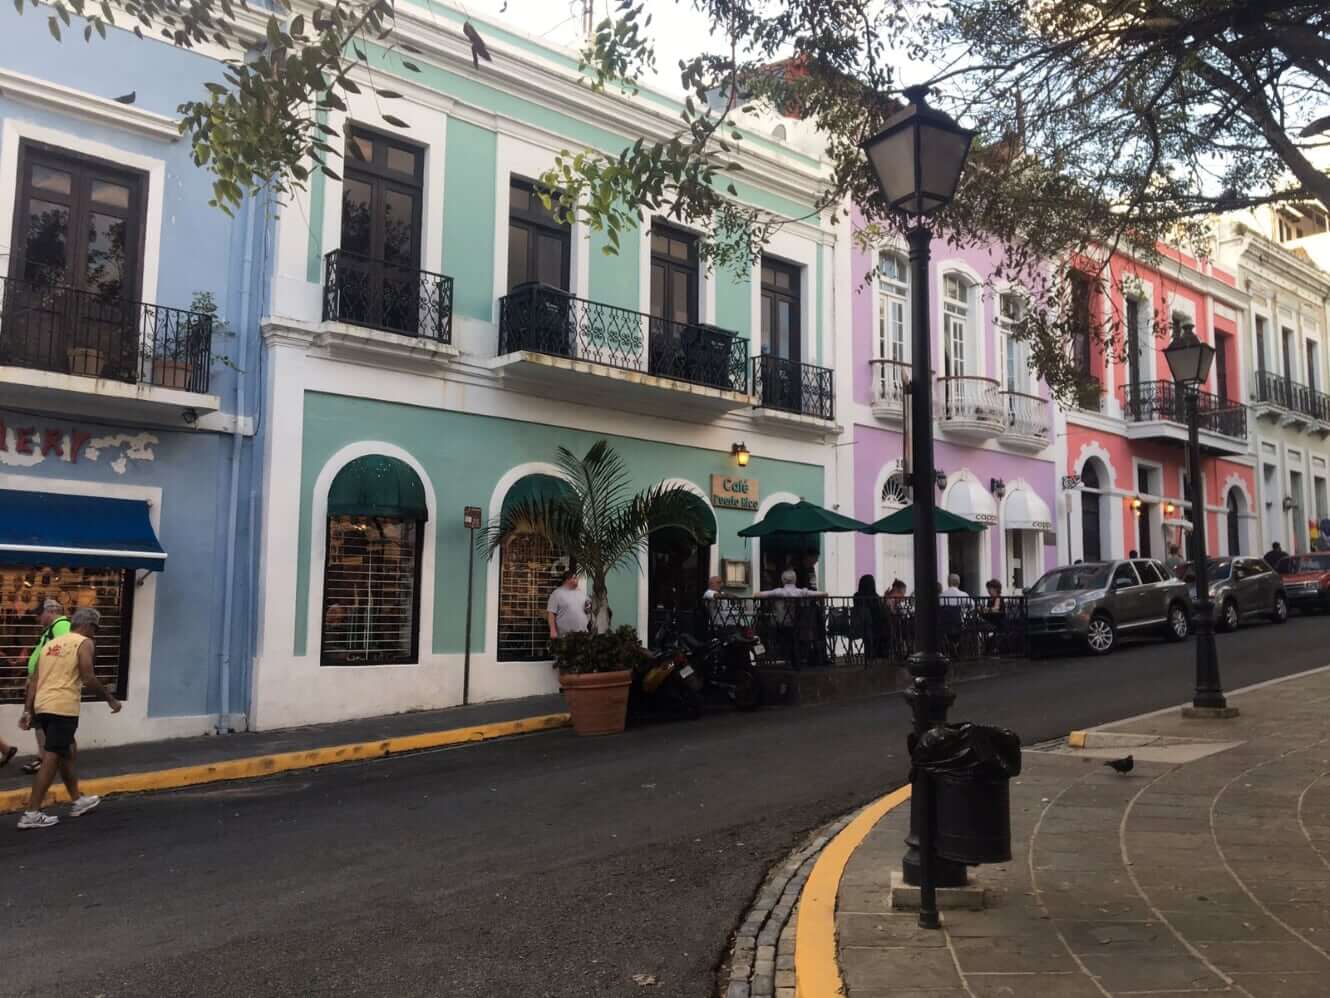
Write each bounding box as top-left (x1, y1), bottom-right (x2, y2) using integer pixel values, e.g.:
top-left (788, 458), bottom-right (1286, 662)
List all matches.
top-left (69, 795), bottom-right (101, 817)
top-left (17, 810), bottom-right (58, 830)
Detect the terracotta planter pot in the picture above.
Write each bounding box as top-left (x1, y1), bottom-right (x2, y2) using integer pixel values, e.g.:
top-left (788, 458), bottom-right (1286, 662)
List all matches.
top-left (559, 669), bottom-right (632, 736)
top-left (152, 358), bottom-right (193, 390)
top-left (67, 347), bottom-right (104, 378)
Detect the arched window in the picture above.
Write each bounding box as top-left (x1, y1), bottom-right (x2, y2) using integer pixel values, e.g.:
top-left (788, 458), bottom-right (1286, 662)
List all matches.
top-left (497, 474), bottom-right (573, 661)
top-left (878, 253), bottom-right (909, 365)
top-left (321, 455), bottom-right (428, 666)
top-left (1080, 461), bottom-right (1103, 561)
top-left (878, 471), bottom-right (913, 591)
top-left (942, 273), bottom-right (971, 378)
top-left (998, 291), bottom-right (1031, 395)
top-left (1227, 487), bottom-right (1244, 555)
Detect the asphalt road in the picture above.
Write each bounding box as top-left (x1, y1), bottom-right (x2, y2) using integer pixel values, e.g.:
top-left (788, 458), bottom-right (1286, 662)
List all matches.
top-left (2, 615), bottom-right (1327, 998)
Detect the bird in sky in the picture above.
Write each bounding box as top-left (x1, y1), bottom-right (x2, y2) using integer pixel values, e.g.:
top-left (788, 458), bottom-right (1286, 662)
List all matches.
top-left (1104, 755), bottom-right (1134, 775)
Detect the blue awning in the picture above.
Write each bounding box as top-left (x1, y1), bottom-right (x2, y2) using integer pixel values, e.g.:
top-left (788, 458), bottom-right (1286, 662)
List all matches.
top-left (0, 490), bottom-right (167, 571)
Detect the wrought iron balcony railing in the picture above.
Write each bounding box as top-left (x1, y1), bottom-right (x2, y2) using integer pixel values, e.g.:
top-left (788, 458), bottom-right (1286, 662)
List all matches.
top-left (935, 375), bottom-right (1005, 432)
top-left (1253, 369), bottom-right (1330, 422)
top-left (752, 354), bottom-right (835, 420)
top-left (0, 272), bottom-right (213, 392)
top-left (322, 250), bottom-right (453, 342)
top-left (1118, 380), bottom-right (1247, 440)
top-left (869, 358), bottom-right (909, 414)
top-left (1001, 390), bottom-right (1052, 442)
top-left (497, 282), bottom-right (749, 393)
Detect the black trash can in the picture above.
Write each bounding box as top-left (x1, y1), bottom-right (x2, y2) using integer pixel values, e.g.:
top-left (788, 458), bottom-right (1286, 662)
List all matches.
top-left (913, 722), bottom-right (1021, 865)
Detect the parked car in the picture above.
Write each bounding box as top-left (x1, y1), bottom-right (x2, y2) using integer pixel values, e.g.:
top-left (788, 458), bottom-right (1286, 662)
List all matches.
top-left (1277, 552), bottom-right (1330, 614)
top-left (1025, 559), bottom-right (1191, 656)
top-left (1189, 556), bottom-right (1288, 632)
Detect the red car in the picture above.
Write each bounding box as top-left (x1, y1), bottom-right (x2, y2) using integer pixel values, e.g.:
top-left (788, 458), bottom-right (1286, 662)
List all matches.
top-left (1278, 552), bottom-right (1330, 613)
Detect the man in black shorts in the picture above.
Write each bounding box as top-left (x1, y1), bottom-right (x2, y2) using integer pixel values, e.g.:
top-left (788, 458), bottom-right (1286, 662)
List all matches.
top-left (18, 608), bottom-right (120, 830)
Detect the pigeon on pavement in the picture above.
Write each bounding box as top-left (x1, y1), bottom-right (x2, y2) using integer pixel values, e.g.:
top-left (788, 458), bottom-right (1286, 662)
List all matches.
top-left (1104, 755), bottom-right (1134, 774)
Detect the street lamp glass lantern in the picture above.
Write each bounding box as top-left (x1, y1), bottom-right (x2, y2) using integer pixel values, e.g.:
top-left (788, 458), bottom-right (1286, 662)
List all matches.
top-left (862, 86), bottom-right (975, 217)
top-left (1164, 326), bottom-right (1215, 387)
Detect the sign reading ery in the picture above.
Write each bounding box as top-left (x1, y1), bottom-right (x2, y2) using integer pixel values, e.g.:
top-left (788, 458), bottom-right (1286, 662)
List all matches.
top-left (711, 475), bottom-right (760, 512)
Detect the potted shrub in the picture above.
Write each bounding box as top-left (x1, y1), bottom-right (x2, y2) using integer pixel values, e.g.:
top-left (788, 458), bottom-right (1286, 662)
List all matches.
top-left (482, 440), bottom-right (710, 734)
top-left (551, 626), bottom-right (648, 735)
top-left (153, 291), bottom-right (219, 390)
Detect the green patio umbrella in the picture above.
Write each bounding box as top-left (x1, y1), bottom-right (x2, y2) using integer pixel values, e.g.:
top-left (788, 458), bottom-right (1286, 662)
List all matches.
top-left (870, 504), bottom-right (987, 535)
top-left (737, 500), bottom-right (875, 538)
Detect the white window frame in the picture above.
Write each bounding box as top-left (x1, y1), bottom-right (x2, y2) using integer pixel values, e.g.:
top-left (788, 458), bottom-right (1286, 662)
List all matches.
top-left (943, 273), bottom-right (970, 378)
top-left (877, 252), bottom-right (909, 365)
top-left (997, 290), bottom-right (1031, 395)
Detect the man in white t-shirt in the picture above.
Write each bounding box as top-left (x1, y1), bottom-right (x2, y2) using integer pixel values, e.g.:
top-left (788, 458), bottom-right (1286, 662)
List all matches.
top-left (702, 574), bottom-right (730, 630)
top-left (546, 571), bottom-right (591, 639)
top-left (940, 574), bottom-right (970, 599)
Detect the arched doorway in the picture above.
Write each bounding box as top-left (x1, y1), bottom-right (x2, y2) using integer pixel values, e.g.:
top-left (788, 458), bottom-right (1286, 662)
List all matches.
top-left (496, 473), bottom-right (573, 661)
top-left (1081, 462), bottom-right (1103, 561)
top-left (1226, 487), bottom-right (1244, 555)
top-left (878, 470), bottom-right (913, 592)
top-left (647, 491), bottom-right (716, 637)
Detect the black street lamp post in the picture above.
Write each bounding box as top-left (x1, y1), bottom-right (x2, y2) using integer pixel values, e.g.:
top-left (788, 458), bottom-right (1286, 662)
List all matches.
top-left (863, 86), bottom-right (974, 929)
top-left (1163, 327), bottom-right (1230, 714)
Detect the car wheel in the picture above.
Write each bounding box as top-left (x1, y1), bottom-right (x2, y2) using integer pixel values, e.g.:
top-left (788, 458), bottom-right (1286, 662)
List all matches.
top-left (1165, 603), bottom-right (1189, 641)
top-left (1086, 613), bottom-right (1116, 656)
top-left (1271, 593), bottom-right (1289, 624)
top-left (1219, 599), bottom-right (1239, 633)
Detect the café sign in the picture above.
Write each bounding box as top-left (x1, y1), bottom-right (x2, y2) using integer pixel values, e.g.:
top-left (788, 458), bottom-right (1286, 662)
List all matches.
top-left (711, 475), bottom-right (759, 512)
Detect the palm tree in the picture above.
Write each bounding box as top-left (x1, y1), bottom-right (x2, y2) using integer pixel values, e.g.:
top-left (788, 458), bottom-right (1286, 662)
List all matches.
top-left (483, 440), bottom-right (710, 634)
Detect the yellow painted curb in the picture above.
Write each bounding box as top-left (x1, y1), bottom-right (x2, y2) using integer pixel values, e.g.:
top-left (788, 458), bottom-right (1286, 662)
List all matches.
top-left (0, 712), bottom-right (571, 815)
top-left (1067, 730), bottom-right (1088, 748)
top-left (794, 785), bottom-right (912, 998)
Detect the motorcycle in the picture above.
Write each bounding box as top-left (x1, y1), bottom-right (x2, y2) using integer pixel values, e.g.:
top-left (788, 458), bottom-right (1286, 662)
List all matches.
top-left (654, 619), bottom-right (764, 712)
top-left (633, 631), bottom-right (706, 720)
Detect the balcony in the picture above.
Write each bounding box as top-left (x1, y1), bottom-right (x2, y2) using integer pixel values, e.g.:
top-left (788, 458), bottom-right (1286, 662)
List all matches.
top-left (1118, 380), bottom-right (1247, 455)
top-left (1000, 390), bottom-right (1052, 450)
top-left (494, 282), bottom-right (751, 418)
top-left (322, 250), bottom-right (453, 341)
top-left (935, 376), bottom-right (1005, 440)
top-left (869, 358), bottom-right (909, 422)
top-left (1250, 370), bottom-right (1330, 434)
top-left (752, 354), bottom-right (835, 422)
top-left (0, 272), bottom-right (219, 424)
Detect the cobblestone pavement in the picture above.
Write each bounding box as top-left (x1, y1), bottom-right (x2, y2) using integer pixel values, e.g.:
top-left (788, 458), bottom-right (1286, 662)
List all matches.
top-left (722, 813), bottom-right (854, 998)
top-left (836, 667), bottom-right (1330, 997)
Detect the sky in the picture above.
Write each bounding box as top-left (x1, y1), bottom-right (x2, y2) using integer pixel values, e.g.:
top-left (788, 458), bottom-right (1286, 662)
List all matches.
top-left (458, 0), bottom-right (753, 94)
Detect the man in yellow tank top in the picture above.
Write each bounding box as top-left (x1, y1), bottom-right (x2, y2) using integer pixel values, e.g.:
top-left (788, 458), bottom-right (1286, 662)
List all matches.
top-left (17, 607), bottom-right (121, 830)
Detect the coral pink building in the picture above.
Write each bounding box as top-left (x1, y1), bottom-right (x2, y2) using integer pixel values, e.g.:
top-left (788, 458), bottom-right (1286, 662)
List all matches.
top-left (1062, 246), bottom-right (1258, 564)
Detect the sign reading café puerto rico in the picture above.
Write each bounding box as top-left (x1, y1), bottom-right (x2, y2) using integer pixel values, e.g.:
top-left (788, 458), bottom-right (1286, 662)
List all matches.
top-left (711, 475), bottom-right (760, 512)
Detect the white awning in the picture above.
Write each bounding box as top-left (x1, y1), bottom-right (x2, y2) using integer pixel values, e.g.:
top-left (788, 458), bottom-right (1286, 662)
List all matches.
top-left (944, 475), bottom-right (999, 525)
top-left (1004, 486), bottom-right (1054, 532)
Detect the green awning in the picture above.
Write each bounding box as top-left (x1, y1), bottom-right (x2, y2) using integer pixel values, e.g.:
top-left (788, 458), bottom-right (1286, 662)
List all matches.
top-left (651, 491), bottom-right (717, 548)
top-left (328, 455), bottom-right (428, 521)
top-left (871, 505), bottom-right (986, 535)
top-left (738, 500), bottom-right (873, 538)
top-left (501, 474), bottom-right (572, 519)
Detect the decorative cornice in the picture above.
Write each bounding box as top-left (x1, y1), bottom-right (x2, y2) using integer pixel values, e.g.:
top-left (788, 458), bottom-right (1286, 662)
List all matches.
top-left (0, 68), bottom-right (180, 141)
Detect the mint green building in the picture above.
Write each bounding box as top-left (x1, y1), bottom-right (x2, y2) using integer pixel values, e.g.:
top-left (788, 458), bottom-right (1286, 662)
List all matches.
top-left (252, 4), bottom-right (851, 728)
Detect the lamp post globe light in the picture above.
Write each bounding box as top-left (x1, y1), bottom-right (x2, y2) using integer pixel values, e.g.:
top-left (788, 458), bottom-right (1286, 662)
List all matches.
top-left (1163, 327), bottom-right (1233, 717)
top-left (862, 86), bottom-right (974, 929)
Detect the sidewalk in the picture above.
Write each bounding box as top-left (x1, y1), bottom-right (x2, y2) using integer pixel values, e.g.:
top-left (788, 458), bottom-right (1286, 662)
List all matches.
top-left (825, 667), bottom-right (1330, 997)
top-left (0, 693), bottom-right (568, 811)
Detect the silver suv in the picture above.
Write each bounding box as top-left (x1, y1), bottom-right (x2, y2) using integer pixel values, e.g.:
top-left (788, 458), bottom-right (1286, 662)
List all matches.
top-left (1026, 559), bottom-right (1192, 656)
top-left (1192, 556), bottom-right (1288, 632)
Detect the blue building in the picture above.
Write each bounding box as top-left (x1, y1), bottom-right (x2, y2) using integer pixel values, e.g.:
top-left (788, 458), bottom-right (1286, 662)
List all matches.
top-left (0, 13), bottom-right (263, 746)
